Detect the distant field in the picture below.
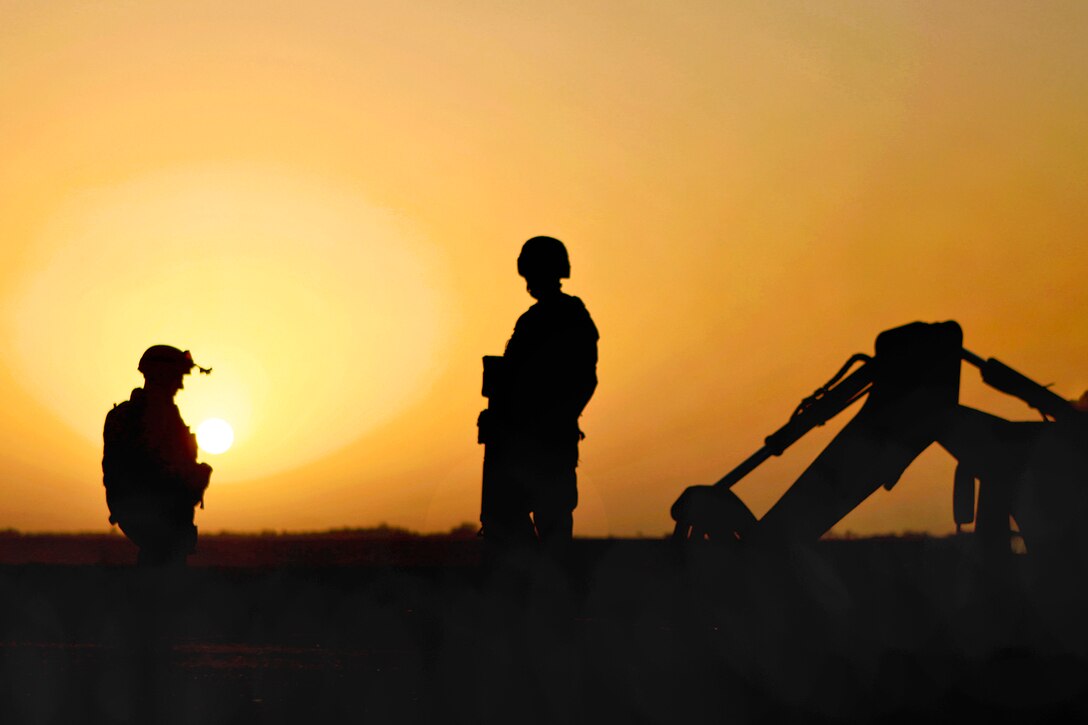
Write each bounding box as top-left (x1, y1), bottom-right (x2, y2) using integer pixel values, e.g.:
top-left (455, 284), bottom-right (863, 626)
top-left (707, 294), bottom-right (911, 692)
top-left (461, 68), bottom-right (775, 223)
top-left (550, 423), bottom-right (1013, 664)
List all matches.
top-left (0, 525), bottom-right (485, 567)
top-left (0, 534), bottom-right (1085, 723)
top-left (0, 527), bottom-right (952, 567)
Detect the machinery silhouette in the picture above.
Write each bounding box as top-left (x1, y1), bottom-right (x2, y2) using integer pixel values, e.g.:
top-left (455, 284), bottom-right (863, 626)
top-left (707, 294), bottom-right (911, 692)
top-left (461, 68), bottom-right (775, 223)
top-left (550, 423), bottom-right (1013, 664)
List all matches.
top-left (671, 321), bottom-right (1088, 558)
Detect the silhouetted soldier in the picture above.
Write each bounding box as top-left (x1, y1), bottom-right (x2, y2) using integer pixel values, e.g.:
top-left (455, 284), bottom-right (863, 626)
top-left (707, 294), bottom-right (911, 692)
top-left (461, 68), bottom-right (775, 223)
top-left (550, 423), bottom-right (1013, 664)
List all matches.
top-left (102, 345), bottom-right (213, 566)
top-left (478, 236), bottom-right (598, 552)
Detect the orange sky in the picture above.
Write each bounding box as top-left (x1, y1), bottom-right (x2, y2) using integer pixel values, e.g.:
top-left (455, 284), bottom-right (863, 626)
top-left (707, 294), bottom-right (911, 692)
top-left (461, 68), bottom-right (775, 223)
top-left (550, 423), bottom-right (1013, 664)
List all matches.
top-left (1, 1), bottom-right (1086, 536)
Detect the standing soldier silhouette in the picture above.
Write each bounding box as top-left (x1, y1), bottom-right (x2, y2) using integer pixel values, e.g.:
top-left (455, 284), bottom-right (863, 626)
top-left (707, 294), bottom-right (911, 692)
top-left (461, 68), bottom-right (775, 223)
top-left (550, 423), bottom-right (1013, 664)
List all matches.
top-left (478, 236), bottom-right (599, 553)
top-left (102, 345), bottom-right (213, 566)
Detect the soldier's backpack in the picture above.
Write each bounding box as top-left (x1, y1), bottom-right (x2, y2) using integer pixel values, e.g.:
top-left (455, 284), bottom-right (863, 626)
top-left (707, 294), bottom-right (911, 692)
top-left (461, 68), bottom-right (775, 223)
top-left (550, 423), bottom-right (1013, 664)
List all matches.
top-left (102, 390), bottom-right (147, 523)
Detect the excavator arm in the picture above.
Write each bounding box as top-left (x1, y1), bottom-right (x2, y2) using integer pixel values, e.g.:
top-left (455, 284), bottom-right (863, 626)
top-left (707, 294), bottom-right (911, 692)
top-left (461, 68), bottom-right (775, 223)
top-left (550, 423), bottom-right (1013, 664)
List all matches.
top-left (961, 350), bottom-right (1077, 423)
top-left (670, 353), bottom-right (875, 541)
top-left (672, 321), bottom-right (1087, 550)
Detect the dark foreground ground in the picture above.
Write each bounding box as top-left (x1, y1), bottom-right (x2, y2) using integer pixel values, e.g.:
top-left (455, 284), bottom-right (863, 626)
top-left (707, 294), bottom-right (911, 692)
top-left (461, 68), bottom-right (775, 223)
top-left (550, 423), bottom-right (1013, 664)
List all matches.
top-left (2, 536), bottom-right (1088, 724)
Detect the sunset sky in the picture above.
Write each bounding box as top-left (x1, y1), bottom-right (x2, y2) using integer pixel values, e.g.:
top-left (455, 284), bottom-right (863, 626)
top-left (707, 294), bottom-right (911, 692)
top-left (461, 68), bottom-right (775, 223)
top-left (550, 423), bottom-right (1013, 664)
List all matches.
top-left (1, 1), bottom-right (1085, 537)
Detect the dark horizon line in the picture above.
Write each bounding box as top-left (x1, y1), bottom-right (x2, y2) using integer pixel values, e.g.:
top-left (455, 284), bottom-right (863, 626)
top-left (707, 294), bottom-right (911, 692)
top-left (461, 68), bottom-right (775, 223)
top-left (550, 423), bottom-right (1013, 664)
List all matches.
top-left (0, 525), bottom-right (962, 541)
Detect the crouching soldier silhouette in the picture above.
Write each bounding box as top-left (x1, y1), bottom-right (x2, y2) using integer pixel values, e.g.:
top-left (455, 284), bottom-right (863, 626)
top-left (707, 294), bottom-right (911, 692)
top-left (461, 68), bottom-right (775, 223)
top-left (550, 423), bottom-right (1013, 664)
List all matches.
top-left (478, 236), bottom-right (599, 554)
top-left (103, 345), bottom-right (213, 566)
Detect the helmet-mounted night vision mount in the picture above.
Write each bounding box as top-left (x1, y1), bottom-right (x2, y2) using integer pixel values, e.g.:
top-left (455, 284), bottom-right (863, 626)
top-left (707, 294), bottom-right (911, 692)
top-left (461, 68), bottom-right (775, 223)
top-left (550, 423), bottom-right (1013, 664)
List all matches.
top-left (138, 345), bottom-right (212, 376)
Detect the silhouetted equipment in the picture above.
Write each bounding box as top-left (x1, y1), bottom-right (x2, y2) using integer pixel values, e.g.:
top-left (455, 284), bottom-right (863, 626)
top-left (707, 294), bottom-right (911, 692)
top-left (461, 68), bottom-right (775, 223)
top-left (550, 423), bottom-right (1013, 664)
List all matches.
top-left (103, 345), bottom-right (214, 565)
top-left (481, 354), bottom-right (505, 400)
top-left (517, 235), bottom-right (571, 280)
top-left (671, 321), bottom-right (1088, 556)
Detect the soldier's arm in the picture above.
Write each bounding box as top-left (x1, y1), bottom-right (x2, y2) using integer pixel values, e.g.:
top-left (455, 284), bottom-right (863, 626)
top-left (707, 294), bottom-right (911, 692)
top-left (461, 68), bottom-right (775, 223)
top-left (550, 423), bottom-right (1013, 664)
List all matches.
top-left (563, 309), bottom-right (599, 418)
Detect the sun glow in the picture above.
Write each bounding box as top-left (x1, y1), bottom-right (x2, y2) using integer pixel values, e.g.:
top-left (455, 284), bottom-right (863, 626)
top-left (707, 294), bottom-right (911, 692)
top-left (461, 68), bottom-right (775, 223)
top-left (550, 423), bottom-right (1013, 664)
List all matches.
top-left (8, 165), bottom-right (451, 482)
top-left (197, 418), bottom-right (235, 455)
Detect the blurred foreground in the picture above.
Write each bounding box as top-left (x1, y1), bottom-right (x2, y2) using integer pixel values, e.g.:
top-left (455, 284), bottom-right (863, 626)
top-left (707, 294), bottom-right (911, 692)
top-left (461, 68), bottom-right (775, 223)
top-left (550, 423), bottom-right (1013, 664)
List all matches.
top-left (2, 535), bottom-right (1087, 723)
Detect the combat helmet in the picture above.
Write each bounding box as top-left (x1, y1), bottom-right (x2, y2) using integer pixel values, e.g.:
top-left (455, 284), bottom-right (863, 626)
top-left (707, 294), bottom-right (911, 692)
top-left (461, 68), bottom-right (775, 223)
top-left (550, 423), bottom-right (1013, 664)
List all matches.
top-left (517, 236), bottom-right (570, 280)
top-left (138, 345), bottom-right (210, 377)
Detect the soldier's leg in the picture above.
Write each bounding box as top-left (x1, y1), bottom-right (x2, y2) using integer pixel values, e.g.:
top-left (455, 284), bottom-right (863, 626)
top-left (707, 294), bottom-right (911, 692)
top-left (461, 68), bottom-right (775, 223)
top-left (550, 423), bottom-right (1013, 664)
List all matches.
top-left (533, 508), bottom-right (573, 543)
top-left (480, 443), bottom-right (536, 547)
top-left (136, 546), bottom-right (164, 567)
top-left (122, 518), bottom-right (191, 567)
top-left (531, 466), bottom-right (578, 547)
top-left (134, 532), bottom-right (189, 567)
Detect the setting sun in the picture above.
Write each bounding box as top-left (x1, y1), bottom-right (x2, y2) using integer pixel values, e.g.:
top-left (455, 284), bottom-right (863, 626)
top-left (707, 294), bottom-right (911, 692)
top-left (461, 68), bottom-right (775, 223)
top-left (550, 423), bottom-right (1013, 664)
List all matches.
top-left (197, 418), bottom-right (235, 455)
top-left (8, 166), bottom-right (451, 482)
